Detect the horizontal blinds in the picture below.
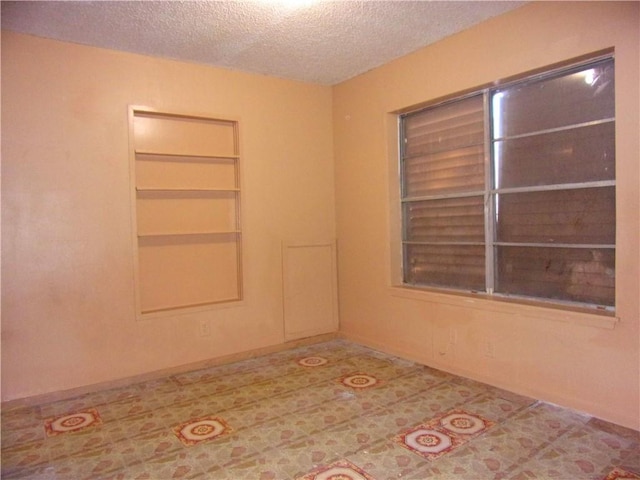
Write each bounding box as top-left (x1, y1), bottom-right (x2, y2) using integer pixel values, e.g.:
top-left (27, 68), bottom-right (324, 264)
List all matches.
top-left (404, 197), bottom-right (484, 243)
top-left (402, 94), bottom-right (485, 289)
top-left (403, 95), bottom-right (484, 199)
top-left (404, 98), bottom-right (484, 157)
top-left (404, 244), bottom-right (485, 291)
top-left (403, 145), bottom-right (484, 197)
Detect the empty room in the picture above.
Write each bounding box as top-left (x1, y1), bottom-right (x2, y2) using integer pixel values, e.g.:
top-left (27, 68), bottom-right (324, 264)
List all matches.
top-left (1, 1), bottom-right (639, 479)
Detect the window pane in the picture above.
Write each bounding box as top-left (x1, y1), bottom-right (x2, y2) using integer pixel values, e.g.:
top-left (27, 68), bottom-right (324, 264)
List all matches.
top-left (404, 244), bottom-right (485, 290)
top-left (493, 59), bottom-right (614, 138)
top-left (494, 122), bottom-right (615, 189)
top-left (404, 94), bottom-right (483, 157)
top-left (496, 187), bottom-right (615, 245)
top-left (403, 145), bottom-right (484, 197)
top-left (404, 197), bottom-right (484, 243)
top-left (496, 246), bottom-right (614, 306)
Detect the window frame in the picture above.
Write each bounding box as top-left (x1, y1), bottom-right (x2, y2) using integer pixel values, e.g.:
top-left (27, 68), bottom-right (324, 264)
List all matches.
top-left (398, 54), bottom-right (616, 312)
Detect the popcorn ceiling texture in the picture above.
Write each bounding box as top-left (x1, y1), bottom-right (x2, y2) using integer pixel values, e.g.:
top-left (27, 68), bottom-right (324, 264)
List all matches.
top-left (1, 0), bottom-right (524, 85)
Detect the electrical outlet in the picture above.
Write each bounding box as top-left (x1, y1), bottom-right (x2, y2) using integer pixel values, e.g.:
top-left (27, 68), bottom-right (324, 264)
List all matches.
top-left (485, 340), bottom-right (495, 358)
top-left (199, 320), bottom-right (211, 337)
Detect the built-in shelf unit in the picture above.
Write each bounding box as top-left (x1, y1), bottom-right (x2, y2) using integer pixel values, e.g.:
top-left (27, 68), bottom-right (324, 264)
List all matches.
top-left (129, 108), bottom-right (242, 316)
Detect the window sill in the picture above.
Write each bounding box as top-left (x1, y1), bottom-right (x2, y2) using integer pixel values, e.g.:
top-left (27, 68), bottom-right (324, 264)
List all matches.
top-left (389, 285), bottom-right (618, 330)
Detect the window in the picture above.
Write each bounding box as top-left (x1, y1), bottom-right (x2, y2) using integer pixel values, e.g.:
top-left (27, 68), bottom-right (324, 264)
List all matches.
top-left (400, 56), bottom-right (615, 309)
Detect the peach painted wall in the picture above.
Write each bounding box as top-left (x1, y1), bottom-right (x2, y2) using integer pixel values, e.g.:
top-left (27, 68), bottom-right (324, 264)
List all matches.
top-left (1, 32), bottom-right (335, 401)
top-left (333, 2), bottom-right (640, 430)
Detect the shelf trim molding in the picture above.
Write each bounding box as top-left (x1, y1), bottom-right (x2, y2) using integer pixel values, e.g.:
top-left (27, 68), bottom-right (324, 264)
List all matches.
top-left (137, 231), bottom-right (242, 238)
top-left (136, 187), bottom-right (240, 193)
top-left (135, 149), bottom-right (239, 160)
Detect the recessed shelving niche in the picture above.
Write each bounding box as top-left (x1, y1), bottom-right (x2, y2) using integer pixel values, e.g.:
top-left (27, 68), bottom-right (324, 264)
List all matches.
top-left (130, 108), bottom-right (242, 316)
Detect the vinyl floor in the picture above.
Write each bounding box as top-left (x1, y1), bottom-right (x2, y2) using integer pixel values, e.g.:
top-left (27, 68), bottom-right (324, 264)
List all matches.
top-left (2, 339), bottom-right (639, 479)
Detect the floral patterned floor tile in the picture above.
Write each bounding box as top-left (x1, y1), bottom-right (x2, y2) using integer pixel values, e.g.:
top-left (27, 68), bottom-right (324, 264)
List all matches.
top-left (242, 377), bottom-right (307, 401)
top-left (346, 440), bottom-right (433, 480)
top-left (45, 428), bottom-right (115, 463)
top-left (38, 396), bottom-right (99, 421)
top-left (173, 416), bottom-right (233, 447)
top-left (343, 353), bottom-right (408, 371)
top-left (508, 449), bottom-right (623, 479)
top-left (296, 383), bottom-right (354, 407)
top-left (393, 409), bottom-right (495, 461)
top-left (1, 406), bottom-right (43, 430)
top-left (101, 409), bottom-right (175, 443)
top-left (172, 390), bottom-right (250, 417)
top-left (400, 425), bottom-right (464, 460)
top-left (418, 452), bottom-right (506, 480)
top-left (484, 386), bottom-right (538, 407)
top-left (198, 452), bottom-right (288, 480)
top-left (494, 402), bottom-right (584, 450)
top-left (329, 393), bottom-right (383, 419)
top-left (119, 450), bottom-right (207, 480)
top-left (603, 467), bottom-right (640, 480)
top-left (269, 386), bottom-right (338, 414)
top-left (588, 418), bottom-right (640, 441)
top-left (559, 422), bottom-right (639, 459)
top-left (462, 423), bottom-right (547, 466)
top-left (288, 367), bottom-right (350, 389)
top-left (163, 402), bottom-right (219, 428)
top-left (1, 421), bottom-right (46, 447)
top-left (214, 401), bottom-right (286, 429)
top-left (284, 406), bottom-right (350, 435)
top-left (339, 372), bottom-right (383, 390)
top-left (3, 340), bottom-right (638, 480)
top-left (95, 396), bottom-right (154, 421)
top-left (298, 459), bottom-right (377, 480)
top-left (358, 402), bottom-right (449, 437)
top-left (18, 444), bottom-right (128, 480)
top-left (382, 394), bottom-right (452, 426)
top-left (334, 373), bottom-right (430, 409)
top-left (92, 384), bottom-right (144, 404)
top-left (510, 422), bottom-right (640, 480)
top-left (218, 401), bottom-right (288, 430)
top-left (308, 421), bottom-right (387, 458)
top-left (372, 370), bottom-right (448, 399)
top-left (298, 356), bottom-right (330, 367)
top-left (619, 448), bottom-right (640, 475)
top-left (0, 440), bottom-right (52, 475)
top-left (459, 393), bottom-right (535, 424)
top-left (114, 428), bottom-right (184, 463)
top-left (249, 437), bottom-right (344, 479)
top-left (403, 379), bottom-right (486, 412)
top-left (133, 388), bottom-right (197, 412)
top-left (185, 438), bottom-right (258, 474)
top-left (230, 416), bottom-right (307, 452)
top-left (43, 408), bottom-right (103, 437)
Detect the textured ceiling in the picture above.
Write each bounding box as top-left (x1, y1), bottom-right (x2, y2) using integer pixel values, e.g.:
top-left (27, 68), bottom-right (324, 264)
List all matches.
top-left (1, 1), bottom-right (525, 85)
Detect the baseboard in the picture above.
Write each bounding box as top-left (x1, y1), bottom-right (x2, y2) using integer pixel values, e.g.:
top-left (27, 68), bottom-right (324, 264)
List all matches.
top-left (1, 332), bottom-right (339, 411)
top-left (339, 330), bottom-right (640, 432)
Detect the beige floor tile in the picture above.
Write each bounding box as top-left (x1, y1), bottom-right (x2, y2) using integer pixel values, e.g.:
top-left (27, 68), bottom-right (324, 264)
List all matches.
top-left (2, 340), bottom-right (638, 480)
